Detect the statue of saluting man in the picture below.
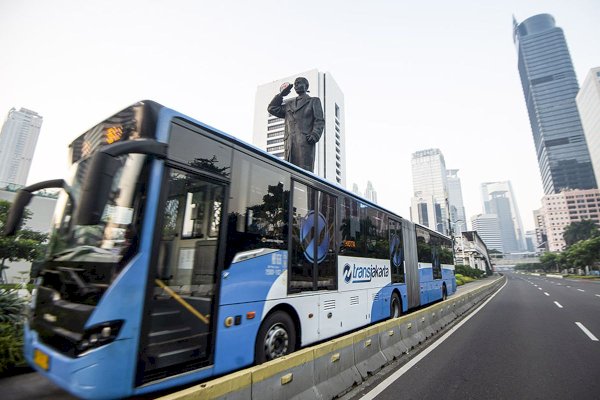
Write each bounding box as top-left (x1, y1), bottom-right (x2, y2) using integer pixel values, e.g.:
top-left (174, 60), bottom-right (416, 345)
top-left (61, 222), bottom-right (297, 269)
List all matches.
top-left (267, 77), bottom-right (325, 172)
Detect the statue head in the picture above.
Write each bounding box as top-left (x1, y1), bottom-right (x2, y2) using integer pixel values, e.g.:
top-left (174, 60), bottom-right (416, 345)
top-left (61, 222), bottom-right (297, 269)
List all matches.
top-left (294, 77), bottom-right (309, 95)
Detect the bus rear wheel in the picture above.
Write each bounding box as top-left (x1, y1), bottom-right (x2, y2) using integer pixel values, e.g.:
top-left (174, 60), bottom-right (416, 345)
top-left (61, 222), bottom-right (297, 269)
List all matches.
top-left (255, 311), bottom-right (296, 364)
top-left (390, 293), bottom-right (401, 318)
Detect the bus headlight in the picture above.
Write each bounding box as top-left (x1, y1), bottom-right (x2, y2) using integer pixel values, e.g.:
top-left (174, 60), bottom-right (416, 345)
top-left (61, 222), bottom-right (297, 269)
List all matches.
top-left (77, 320), bottom-right (124, 353)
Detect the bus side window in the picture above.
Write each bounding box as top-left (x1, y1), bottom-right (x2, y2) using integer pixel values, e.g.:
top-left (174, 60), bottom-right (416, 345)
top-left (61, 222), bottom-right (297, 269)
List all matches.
top-left (225, 154), bottom-right (290, 268)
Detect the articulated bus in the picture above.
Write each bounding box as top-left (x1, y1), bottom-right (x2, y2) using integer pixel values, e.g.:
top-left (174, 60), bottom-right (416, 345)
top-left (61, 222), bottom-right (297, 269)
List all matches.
top-left (5, 101), bottom-right (456, 399)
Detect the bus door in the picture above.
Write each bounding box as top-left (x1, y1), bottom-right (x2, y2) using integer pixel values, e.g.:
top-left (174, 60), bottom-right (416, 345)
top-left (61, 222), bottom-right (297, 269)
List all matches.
top-left (136, 168), bottom-right (227, 385)
top-left (289, 181), bottom-right (338, 339)
top-left (402, 220), bottom-right (421, 308)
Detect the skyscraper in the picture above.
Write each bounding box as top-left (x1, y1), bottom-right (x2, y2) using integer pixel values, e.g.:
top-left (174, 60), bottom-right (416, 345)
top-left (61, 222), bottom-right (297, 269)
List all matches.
top-left (576, 67), bottom-right (600, 188)
top-left (513, 14), bottom-right (596, 194)
top-left (253, 69), bottom-right (346, 186)
top-left (471, 214), bottom-right (503, 253)
top-left (481, 181), bottom-right (525, 251)
top-left (0, 107), bottom-right (42, 187)
top-left (410, 148), bottom-right (449, 235)
top-left (447, 169), bottom-right (467, 234)
top-left (364, 181), bottom-right (378, 204)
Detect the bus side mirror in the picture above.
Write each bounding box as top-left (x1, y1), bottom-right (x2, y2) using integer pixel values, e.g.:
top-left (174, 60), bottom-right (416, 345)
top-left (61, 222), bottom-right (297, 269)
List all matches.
top-left (73, 152), bottom-right (122, 226)
top-left (4, 190), bottom-right (33, 236)
top-left (3, 179), bottom-right (69, 237)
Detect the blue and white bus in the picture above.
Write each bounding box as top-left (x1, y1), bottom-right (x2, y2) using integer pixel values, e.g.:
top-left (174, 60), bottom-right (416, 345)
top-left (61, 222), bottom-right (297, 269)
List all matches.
top-left (5, 101), bottom-right (456, 399)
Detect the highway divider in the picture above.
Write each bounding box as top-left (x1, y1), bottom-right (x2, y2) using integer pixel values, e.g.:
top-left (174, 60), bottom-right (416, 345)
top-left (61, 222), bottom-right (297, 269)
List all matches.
top-left (158, 275), bottom-right (506, 400)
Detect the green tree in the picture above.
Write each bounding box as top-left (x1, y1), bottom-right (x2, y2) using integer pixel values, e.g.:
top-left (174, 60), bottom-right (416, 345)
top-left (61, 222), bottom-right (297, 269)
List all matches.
top-left (539, 252), bottom-right (565, 272)
top-left (0, 199), bottom-right (48, 283)
top-left (562, 219), bottom-right (599, 247)
top-left (565, 236), bottom-right (600, 270)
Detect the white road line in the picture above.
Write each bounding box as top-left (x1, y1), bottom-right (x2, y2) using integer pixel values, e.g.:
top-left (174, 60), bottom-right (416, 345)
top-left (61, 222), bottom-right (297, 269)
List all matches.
top-left (577, 289), bottom-right (585, 292)
top-left (538, 288), bottom-right (542, 291)
top-left (544, 292), bottom-right (549, 296)
top-left (596, 294), bottom-right (600, 298)
top-left (360, 280), bottom-right (508, 400)
top-left (575, 322), bottom-right (599, 341)
top-left (554, 301), bottom-right (563, 308)
top-left (567, 285), bottom-right (571, 288)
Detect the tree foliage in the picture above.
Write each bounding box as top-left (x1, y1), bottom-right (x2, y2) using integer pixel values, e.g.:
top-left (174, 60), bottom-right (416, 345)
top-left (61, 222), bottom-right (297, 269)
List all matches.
top-left (0, 199), bottom-right (49, 281)
top-left (562, 219), bottom-right (599, 247)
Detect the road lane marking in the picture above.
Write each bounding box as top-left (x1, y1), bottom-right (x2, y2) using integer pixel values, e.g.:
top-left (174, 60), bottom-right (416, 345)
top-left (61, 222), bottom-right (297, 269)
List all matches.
top-left (544, 292), bottom-right (549, 296)
top-left (554, 301), bottom-right (563, 308)
top-left (577, 289), bottom-right (585, 292)
top-left (575, 322), bottom-right (599, 341)
top-left (567, 285), bottom-right (571, 288)
top-left (538, 288), bottom-right (542, 290)
top-left (596, 294), bottom-right (600, 298)
top-left (360, 280), bottom-right (508, 400)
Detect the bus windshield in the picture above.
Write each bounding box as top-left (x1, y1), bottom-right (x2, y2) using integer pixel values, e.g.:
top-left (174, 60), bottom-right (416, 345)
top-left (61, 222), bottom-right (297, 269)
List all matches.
top-left (46, 153), bottom-right (149, 268)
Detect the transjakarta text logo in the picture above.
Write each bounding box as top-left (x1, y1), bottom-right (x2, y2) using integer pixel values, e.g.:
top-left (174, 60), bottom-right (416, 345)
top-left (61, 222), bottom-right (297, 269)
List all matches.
top-left (343, 262), bottom-right (389, 284)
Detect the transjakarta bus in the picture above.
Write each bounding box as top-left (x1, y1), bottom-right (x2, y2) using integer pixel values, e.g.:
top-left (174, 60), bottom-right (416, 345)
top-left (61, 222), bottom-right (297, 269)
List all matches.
top-left (5, 101), bottom-right (456, 399)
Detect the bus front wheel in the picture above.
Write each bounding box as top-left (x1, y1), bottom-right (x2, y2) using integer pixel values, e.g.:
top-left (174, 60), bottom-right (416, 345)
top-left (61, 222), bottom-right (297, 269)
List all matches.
top-left (255, 311), bottom-right (297, 363)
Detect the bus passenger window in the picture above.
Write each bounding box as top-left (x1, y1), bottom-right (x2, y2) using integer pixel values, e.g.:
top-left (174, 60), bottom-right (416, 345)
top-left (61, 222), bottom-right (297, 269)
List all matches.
top-left (225, 154), bottom-right (290, 267)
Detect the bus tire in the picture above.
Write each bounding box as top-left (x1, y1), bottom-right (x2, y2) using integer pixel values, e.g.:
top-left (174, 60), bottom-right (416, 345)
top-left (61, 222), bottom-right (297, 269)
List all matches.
top-left (255, 310), bottom-right (296, 364)
top-left (442, 284), bottom-right (447, 301)
top-left (390, 292), bottom-right (401, 318)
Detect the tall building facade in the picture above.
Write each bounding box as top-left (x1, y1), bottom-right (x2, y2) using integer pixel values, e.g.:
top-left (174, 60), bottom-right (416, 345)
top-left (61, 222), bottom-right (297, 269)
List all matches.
top-left (410, 148), bottom-right (449, 235)
top-left (0, 107), bottom-right (43, 187)
top-left (576, 67), bottom-right (600, 188)
top-left (538, 188), bottom-right (600, 252)
top-left (253, 69), bottom-right (346, 186)
top-left (513, 14), bottom-right (596, 194)
top-left (447, 169), bottom-right (467, 234)
top-left (481, 181), bottom-right (526, 251)
top-left (471, 214), bottom-right (503, 253)
top-left (364, 181), bottom-right (378, 204)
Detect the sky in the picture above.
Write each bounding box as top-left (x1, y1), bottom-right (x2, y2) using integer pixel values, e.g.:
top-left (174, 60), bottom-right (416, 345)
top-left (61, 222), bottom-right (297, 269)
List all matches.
top-left (1, 0), bottom-right (599, 232)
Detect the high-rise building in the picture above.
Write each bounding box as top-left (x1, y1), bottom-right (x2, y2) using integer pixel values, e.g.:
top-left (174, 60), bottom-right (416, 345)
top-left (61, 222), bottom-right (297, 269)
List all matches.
top-left (351, 183), bottom-right (362, 197)
top-left (410, 148), bottom-right (449, 235)
top-left (533, 208), bottom-right (548, 252)
top-left (539, 188), bottom-right (600, 252)
top-left (525, 230), bottom-right (538, 253)
top-left (0, 107), bottom-right (43, 187)
top-left (513, 14), bottom-right (596, 194)
top-left (447, 169), bottom-right (467, 234)
top-left (471, 213), bottom-right (503, 253)
top-left (364, 181), bottom-right (378, 204)
top-left (253, 69), bottom-right (346, 186)
top-left (481, 181), bottom-right (525, 251)
top-left (487, 190), bottom-right (519, 252)
top-left (576, 67), bottom-right (600, 188)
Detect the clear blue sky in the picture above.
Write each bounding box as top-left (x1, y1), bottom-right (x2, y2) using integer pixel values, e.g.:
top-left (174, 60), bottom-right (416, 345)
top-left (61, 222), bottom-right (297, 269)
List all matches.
top-left (1, 0), bottom-right (599, 231)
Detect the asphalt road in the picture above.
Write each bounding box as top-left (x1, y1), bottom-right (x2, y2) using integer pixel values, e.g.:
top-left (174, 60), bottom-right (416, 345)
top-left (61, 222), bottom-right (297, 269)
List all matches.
top-left (354, 272), bottom-right (600, 400)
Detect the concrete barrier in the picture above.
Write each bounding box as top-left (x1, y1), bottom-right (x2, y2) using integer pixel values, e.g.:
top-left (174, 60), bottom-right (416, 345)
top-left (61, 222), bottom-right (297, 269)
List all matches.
top-left (158, 276), bottom-right (506, 400)
top-left (352, 325), bottom-right (388, 379)
top-left (250, 348), bottom-right (317, 400)
top-left (312, 336), bottom-right (361, 400)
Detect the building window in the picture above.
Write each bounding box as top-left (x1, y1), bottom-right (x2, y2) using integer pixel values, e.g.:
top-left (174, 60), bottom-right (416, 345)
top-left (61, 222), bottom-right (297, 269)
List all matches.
top-left (267, 145), bottom-right (285, 152)
top-left (268, 123), bottom-right (285, 131)
top-left (267, 131), bottom-right (283, 138)
top-left (267, 138), bottom-right (284, 145)
top-left (335, 103), bottom-right (340, 119)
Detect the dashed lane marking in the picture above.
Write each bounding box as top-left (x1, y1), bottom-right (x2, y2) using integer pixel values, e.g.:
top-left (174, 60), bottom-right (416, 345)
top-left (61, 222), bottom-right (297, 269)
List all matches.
top-left (544, 292), bottom-right (549, 296)
top-left (554, 301), bottom-right (563, 308)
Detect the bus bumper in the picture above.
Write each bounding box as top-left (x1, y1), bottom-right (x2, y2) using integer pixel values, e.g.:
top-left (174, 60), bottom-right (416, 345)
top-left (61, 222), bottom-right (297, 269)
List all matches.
top-left (24, 324), bottom-right (134, 400)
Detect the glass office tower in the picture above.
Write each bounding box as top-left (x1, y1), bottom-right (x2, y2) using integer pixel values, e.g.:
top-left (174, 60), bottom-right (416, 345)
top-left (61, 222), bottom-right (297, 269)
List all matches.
top-left (513, 14), bottom-right (596, 194)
